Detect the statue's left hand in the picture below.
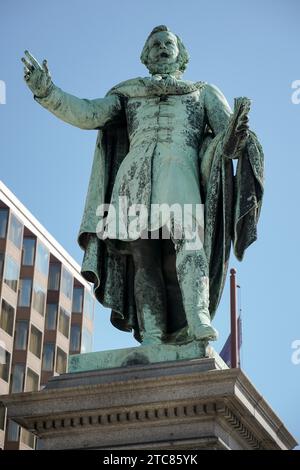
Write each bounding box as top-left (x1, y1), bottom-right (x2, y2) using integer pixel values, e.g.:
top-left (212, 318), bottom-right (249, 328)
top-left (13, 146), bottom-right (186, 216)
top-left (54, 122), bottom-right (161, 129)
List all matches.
top-left (21, 50), bottom-right (53, 98)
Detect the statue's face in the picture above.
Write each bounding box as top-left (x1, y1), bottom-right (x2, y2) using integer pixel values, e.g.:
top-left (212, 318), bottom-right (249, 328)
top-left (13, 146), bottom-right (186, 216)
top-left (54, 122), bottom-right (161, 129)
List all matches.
top-left (147, 31), bottom-right (179, 69)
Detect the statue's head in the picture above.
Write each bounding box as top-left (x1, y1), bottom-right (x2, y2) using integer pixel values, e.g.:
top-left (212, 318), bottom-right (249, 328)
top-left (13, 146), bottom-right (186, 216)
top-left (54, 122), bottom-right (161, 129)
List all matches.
top-left (140, 25), bottom-right (189, 76)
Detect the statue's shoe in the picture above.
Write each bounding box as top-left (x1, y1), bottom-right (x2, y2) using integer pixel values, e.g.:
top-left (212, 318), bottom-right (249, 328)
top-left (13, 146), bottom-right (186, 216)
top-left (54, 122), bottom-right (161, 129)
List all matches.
top-left (190, 324), bottom-right (218, 342)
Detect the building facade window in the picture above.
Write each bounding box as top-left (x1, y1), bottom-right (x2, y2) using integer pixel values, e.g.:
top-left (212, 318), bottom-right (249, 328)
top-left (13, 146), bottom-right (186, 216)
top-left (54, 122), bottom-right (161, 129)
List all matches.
top-left (0, 299), bottom-right (15, 336)
top-left (11, 364), bottom-right (25, 393)
top-left (0, 252), bottom-right (4, 280)
top-left (45, 303), bottom-right (58, 330)
top-left (61, 267), bottom-right (73, 300)
top-left (22, 237), bottom-right (36, 266)
top-left (3, 255), bottom-right (19, 292)
top-left (70, 324), bottom-right (81, 352)
top-left (26, 367), bottom-right (39, 392)
top-left (0, 347), bottom-right (10, 382)
top-left (0, 403), bottom-right (6, 430)
top-left (56, 347), bottom-right (67, 374)
top-left (18, 278), bottom-right (32, 307)
top-left (58, 307), bottom-right (70, 338)
top-left (0, 208), bottom-right (8, 238)
top-left (83, 291), bottom-right (94, 321)
top-left (8, 213), bottom-right (23, 249)
top-left (81, 327), bottom-right (93, 354)
top-left (42, 343), bottom-right (55, 371)
top-left (29, 325), bottom-right (42, 358)
top-left (36, 438), bottom-right (45, 450)
top-left (48, 263), bottom-right (61, 290)
top-left (21, 428), bottom-right (35, 448)
top-left (72, 286), bottom-right (84, 313)
top-left (32, 283), bottom-right (46, 316)
top-left (36, 241), bottom-right (49, 277)
top-left (6, 420), bottom-right (20, 442)
top-left (14, 320), bottom-right (29, 350)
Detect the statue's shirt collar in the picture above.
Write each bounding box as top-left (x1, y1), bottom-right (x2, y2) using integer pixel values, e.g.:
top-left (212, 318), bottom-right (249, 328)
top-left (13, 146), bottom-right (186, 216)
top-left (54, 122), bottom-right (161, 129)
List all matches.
top-left (108, 76), bottom-right (205, 99)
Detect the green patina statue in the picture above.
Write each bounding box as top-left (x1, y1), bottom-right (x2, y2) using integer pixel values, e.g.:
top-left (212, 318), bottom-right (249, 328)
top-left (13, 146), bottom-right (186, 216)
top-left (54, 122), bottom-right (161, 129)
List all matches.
top-left (22, 26), bottom-right (264, 350)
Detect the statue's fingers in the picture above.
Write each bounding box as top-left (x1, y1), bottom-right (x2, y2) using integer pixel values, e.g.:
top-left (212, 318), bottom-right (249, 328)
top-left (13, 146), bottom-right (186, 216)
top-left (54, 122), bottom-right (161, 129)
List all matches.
top-left (237, 111), bottom-right (247, 124)
top-left (236, 122), bottom-right (247, 132)
top-left (241, 105), bottom-right (251, 118)
top-left (237, 125), bottom-right (249, 134)
top-left (240, 112), bottom-right (249, 121)
top-left (21, 57), bottom-right (34, 71)
top-left (42, 59), bottom-right (50, 75)
top-left (237, 114), bottom-right (249, 129)
top-left (24, 50), bottom-right (42, 70)
top-left (237, 115), bottom-right (249, 126)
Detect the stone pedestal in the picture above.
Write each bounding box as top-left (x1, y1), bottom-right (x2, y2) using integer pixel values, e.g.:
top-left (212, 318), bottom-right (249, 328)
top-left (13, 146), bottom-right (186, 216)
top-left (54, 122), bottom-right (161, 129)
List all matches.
top-left (1, 349), bottom-right (297, 450)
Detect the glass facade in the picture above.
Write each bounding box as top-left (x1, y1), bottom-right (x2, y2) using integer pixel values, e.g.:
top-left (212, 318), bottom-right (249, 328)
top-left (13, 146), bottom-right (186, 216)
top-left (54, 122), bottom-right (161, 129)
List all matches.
top-left (29, 325), bottom-right (42, 358)
top-left (61, 267), bottom-right (73, 300)
top-left (32, 283), bottom-right (46, 316)
top-left (48, 263), bottom-right (61, 290)
top-left (21, 428), bottom-right (35, 448)
top-left (56, 347), bottom-right (67, 374)
top-left (70, 324), bottom-right (81, 352)
top-left (4, 255), bottom-right (19, 292)
top-left (58, 307), bottom-right (70, 338)
top-left (25, 368), bottom-right (39, 392)
top-left (0, 299), bottom-right (15, 336)
top-left (45, 303), bottom-right (58, 330)
top-left (0, 344), bottom-right (6, 368)
top-left (18, 278), bottom-right (32, 307)
top-left (81, 327), bottom-right (93, 353)
top-left (0, 208), bottom-right (8, 238)
top-left (72, 286), bottom-right (83, 313)
top-left (83, 291), bottom-right (94, 321)
top-left (0, 403), bottom-right (5, 430)
top-left (42, 343), bottom-right (55, 371)
top-left (0, 347), bottom-right (10, 382)
top-left (0, 188), bottom-right (95, 450)
top-left (6, 420), bottom-right (20, 442)
top-left (0, 252), bottom-right (4, 280)
top-left (36, 242), bottom-right (49, 276)
top-left (35, 439), bottom-right (45, 450)
top-left (11, 364), bottom-right (25, 393)
top-left (14, 320), bottom-right (29, 350)
top-left (8, 213), bottom-right (23, 249)
top-left (22, 238), bottom-right (35, 266)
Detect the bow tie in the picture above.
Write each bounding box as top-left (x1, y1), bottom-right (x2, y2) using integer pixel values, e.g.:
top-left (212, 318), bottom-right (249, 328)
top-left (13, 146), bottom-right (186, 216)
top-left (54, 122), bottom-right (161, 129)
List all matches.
top-left (151, 74), bottom-right (178, 87)
top-left (147, 75), bottom-right (203, 97)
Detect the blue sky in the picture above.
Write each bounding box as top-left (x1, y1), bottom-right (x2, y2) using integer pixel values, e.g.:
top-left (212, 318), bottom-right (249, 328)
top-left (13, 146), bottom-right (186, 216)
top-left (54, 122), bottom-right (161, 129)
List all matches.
top-left (1, 0), bottom-right (299, 447)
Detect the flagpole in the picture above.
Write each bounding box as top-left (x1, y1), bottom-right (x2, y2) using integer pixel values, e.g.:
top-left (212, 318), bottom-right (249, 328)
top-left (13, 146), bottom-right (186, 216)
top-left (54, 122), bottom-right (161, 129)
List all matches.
top-left (230, 268), bottom-right (239, 368)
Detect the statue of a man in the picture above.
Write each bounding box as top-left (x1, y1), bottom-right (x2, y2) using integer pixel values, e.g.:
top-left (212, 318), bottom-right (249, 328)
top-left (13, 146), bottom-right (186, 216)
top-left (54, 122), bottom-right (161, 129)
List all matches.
top-left (22, 26), bottom-right (264, 347)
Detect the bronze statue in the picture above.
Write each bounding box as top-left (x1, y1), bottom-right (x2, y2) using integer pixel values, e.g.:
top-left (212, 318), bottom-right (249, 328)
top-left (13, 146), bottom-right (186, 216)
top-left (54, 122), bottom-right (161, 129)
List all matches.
top-left (22, 25), bottom-right (264, 348)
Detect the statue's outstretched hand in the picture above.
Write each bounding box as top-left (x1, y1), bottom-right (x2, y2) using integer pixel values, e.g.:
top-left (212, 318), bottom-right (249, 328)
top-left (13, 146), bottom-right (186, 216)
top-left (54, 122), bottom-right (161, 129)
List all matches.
top-left (223, 97), bottom-right (251, 159)
top-left (21, 50), bottom-right (53, 98)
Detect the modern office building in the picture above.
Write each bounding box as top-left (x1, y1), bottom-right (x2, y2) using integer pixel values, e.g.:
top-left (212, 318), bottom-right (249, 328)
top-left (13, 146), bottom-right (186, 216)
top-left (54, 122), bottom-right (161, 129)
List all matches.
top-left (0, 181), bottom-right (94, 450)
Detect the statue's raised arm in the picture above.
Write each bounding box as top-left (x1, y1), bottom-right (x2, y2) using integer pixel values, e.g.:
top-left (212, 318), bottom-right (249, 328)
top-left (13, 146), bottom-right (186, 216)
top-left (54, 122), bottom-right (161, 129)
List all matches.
top-left (21, 50), bottom-right (122, 130)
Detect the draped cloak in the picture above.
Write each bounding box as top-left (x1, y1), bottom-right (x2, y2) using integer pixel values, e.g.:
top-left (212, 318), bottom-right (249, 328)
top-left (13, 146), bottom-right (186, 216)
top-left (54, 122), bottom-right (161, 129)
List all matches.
top-left (77, 79), bottom-right (264, 342)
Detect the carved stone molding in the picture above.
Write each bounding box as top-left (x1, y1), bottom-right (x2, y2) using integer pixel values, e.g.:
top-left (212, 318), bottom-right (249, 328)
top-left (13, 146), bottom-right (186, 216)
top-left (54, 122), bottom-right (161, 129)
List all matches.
top-left (1, 357), bottom-right (297, 450)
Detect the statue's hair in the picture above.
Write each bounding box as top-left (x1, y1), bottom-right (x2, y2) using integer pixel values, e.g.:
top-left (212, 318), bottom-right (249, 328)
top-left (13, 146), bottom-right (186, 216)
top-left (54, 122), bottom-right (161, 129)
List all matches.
top-left (140, 25), bottom-right (189, 73)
